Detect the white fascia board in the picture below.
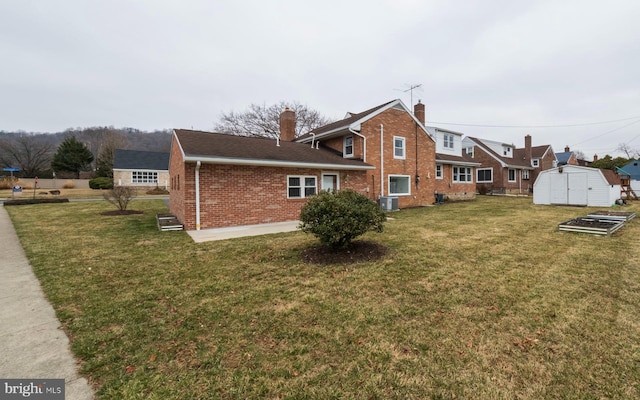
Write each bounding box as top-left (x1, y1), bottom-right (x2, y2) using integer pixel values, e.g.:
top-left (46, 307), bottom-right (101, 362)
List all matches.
top-left (436, 160), bottom-right (481, 167)
top-left (504, 164), bottom-right (534, 170)
top-left (183, 156), bottom-right (375, 170)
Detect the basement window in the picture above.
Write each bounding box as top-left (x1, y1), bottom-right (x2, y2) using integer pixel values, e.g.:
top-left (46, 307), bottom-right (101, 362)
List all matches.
top-left (288, 176), bottom-right (317, 199)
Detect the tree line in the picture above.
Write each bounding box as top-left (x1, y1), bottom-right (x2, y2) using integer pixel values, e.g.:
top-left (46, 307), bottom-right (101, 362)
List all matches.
top-left (0, 127), bottom-right (172, 179)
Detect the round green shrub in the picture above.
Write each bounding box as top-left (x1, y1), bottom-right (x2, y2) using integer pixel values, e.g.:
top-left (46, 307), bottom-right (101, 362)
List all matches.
top-left (89, 177), bottom-right (114, 189)
top-left (299, 189), bottom-right (386, 249)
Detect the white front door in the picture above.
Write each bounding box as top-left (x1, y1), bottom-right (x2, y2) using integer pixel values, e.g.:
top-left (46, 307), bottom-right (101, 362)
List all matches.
top-left (322, 174), bottom-right (338, 192)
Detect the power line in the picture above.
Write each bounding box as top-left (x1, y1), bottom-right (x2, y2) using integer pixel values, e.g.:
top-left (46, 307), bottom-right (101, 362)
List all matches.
top-left (425, 115), bottom-right (640, 128)
top-left (570, 119), bottom-right (640, 147)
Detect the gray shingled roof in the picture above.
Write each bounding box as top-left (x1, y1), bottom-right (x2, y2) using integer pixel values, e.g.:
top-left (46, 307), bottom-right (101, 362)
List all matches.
top-left (113, 149), bottom-right (169, 170)
top-left (174, 129), bottom-right (374, 170)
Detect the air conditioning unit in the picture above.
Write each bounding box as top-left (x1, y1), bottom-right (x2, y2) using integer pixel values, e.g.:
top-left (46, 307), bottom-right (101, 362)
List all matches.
top-left (379, 196), bottom-right (399, 211)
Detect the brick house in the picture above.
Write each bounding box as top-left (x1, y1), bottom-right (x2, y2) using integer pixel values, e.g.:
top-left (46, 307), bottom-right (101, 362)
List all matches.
top-left (426, 126), bottom-right (480, 201)
top-left (296, 99), bottom-right (436, 209)
top-left (461, 135), bottom-right (556, 194)
top-left (170, 99), bottom-right (437, 230)
top-left (555, 145), bottom-right (579, 166)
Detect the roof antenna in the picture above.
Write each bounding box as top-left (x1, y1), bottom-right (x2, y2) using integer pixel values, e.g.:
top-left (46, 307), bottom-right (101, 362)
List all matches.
top-left (394, 83), bottom-right (422, 108)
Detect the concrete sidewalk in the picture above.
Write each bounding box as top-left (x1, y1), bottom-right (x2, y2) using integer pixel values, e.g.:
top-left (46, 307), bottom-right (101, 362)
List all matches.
top-left (187, 220), bottom-right (300, 243)
top-left (0, 206), bottom-right (94, 399)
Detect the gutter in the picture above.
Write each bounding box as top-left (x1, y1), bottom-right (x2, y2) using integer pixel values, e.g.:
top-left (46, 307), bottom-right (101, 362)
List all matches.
top-left (182, 156), bottom-right (375, 170)
top-left (380, 124), bottom-right (384, 197)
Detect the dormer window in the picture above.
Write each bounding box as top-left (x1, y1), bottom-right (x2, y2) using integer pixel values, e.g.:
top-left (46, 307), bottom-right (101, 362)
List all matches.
top-left (503, 146), bottom-right (512, 156)
top-left (532, 159), bottom-right (539, 167)
top-left (444, 134), bottom-right (454, 149)
top-left (344, 136), bottom-right (353, 157)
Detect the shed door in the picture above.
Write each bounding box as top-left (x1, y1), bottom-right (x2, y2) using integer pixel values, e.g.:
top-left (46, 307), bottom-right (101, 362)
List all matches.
top-left (549, 174), bottom-right (567, 204)
top-left (567, 173), bottom-right (588, 205)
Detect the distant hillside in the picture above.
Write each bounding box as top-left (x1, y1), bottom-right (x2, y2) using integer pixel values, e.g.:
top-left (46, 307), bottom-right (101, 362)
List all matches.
top-left (0, 127), bottom-right (173, 178)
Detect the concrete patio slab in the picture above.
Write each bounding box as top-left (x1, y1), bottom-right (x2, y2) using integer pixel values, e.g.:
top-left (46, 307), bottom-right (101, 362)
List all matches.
top-left (187, 220), bottom-right (300, 243)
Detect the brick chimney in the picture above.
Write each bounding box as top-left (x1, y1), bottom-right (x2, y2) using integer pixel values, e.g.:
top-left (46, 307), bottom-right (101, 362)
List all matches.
top-left (593, 154), bottom-right (598, 161)
top-left (279, 107), bottom-right (296, 141)
top-left (524, 134), bottom-right (532, 160)
top-left (564, 145), bottom-right (570, 152)
top-left (414, 100), bottom-right (425, 125)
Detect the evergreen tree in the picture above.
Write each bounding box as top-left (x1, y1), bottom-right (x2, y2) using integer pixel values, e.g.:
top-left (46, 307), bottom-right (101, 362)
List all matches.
top-left (51, 136), bottom-right (94, 178)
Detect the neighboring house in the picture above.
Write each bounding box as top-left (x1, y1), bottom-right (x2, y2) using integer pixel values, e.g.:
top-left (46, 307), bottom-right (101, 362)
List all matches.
top-left (533, 165), bottom-right (621, 207)
top-left (113, 149), bottom-right (170, 189)
top-left (296, 99), bottom-right (436, 209)
top-left (555, 145), bottom-right (579, 166)
top-left (426, 126), bottom-right (480, 201)
top-left (462, 135), bottom-right (556, 194)
top-left (170, 99), bottom-right (437, 230)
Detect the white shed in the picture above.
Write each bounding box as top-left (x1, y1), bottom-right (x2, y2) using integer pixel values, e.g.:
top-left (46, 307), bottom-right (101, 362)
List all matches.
top-left (533, 165), bottom-right (621, 207)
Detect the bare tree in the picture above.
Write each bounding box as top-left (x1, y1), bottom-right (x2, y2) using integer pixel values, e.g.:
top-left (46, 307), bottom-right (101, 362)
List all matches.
top-left (103, 186), bottom-right (136, 211)
top-left (616, 143), bottom-right (640, 159)
top-left (0, 134), bottom-right (53, 177)
top-left (214, 101), bottom-right (332, 139)
top-left (574, 150), bottom-right (587, 161)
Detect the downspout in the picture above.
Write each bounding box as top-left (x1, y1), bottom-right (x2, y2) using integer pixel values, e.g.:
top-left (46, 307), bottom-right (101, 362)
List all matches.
top-left (380, 124), bottom-right (384, 197)
top-left (310, 133), bottom-right (315, 148)
top-left (519, 169), bottom-right (522, 194)
top-left (195, 160), bottom-right (201, 230)
top-left (348, 127), bottom-right (367, 162)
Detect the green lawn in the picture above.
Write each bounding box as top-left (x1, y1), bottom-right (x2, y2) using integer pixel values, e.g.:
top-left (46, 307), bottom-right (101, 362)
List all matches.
top-left (6, 197), bottom-right (640, 399)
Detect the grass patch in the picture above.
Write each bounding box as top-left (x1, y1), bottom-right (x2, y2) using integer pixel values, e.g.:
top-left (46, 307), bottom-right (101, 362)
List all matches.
top-left (6, 197), bottom-right (640, 399)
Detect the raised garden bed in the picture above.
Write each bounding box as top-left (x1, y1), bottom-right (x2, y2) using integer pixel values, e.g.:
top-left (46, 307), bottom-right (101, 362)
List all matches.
top-left (558, 217), bottom-right (625, 236)
top-left (586, 210), bottom-right (636, 222)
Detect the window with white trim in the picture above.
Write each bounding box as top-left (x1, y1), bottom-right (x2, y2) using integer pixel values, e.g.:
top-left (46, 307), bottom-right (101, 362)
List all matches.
top-left (476, 168), bottom-right (492, 183)
top-left (443, 134), bottom-right (454, 149)
top-left (453, 166), bottom-right (472, 183)
top-left (466, 146), bottom-right (474, 157)
top-left (522, 170), bottom-right (530, 180)
top-left (344, 136), bottom-right (353, 157)
top-left (388, 175), bottom-right (410, 195)
top-left (394, 136), bottom-right (406, 159)
top-left (132, 171), bottom-right (158, 184)
top-left (288, 176), bottom-right (317, 198)
top-left (436, 164), bottom-right (443, 179)
top-left (532, 159), bottom-right (539, 167)
top-left (508, 169), bottom-right (516, 182)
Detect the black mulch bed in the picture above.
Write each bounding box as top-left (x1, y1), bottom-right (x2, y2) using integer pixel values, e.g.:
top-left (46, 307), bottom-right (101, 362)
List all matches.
top-left (4, 198), bottom-right (70, 206)
top-left (100, 210), bottom-right (144, 216)
top-left (301, 240), bottom-right (388, 265)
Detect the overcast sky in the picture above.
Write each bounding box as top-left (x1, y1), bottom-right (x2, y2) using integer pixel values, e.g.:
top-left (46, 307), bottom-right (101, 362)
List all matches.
top-left (2, 0), bottom-right (639, 159)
